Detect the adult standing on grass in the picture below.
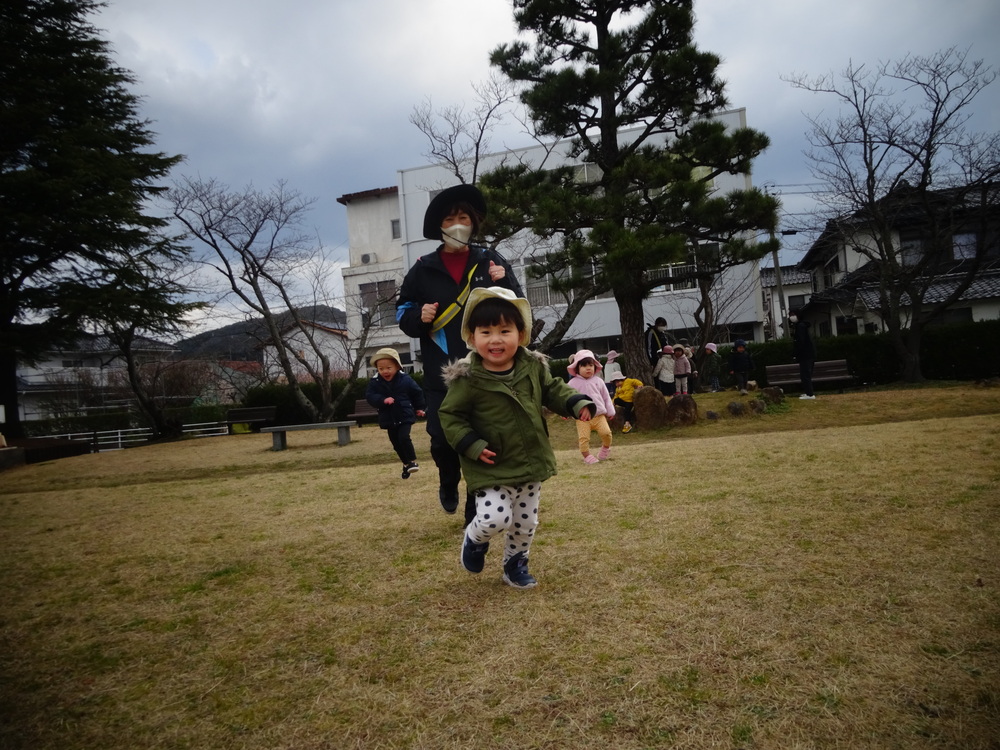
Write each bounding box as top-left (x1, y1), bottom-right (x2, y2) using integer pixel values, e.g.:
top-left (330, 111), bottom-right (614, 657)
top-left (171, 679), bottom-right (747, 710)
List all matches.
top-left (439, 287), bottom-right (595, 589)
top-left (396, 184), bottom-right (523, 523)
top-left (790, 312), bottom-right (816, 400)
top-left (644, 317), bottom-right (670, 365)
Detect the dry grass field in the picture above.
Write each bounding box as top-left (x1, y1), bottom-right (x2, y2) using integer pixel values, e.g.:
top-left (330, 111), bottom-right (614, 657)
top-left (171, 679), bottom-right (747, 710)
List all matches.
top-left (1, 384), bottom-right (999, 749)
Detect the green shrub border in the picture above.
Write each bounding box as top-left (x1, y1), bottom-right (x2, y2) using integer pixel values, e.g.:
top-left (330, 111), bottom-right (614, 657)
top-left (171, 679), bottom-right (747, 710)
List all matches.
top-left (24, 320), bottom-right (997, 436)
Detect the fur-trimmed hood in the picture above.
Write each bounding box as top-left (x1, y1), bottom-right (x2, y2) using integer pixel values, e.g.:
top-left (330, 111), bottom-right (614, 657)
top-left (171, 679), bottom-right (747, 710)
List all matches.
top-left (441, 348), bottom-right (549, 386)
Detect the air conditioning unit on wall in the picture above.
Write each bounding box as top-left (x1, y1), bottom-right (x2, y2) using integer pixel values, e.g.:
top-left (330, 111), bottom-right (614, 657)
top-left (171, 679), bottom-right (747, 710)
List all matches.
top-left (360, 253), bottom-right (377, 265)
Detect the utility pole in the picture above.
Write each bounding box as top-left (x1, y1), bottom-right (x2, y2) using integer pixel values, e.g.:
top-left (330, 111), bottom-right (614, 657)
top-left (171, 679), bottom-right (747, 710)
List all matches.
top-left (770, 229), bottom-right (788, 339)
top-left (768, 228), bottom-right (799, 340)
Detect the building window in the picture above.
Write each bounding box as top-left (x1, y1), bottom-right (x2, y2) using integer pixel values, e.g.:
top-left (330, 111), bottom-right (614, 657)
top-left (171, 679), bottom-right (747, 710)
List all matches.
top-left (391, 219), bottom-right (401, 240)
top-left (646, 253), bottom-right (700, 292)
top-left (899, 232), bottom-right (923, 266)
top-left (822, 256), bottom-right (840, 289)
top-left (788, 294), bottom-right (807, 310)
top-left (835, 316), bottom-right (857, 336)
top-left (526, 255), bottom-right (616, 307)
top-left (525, 261), bottom-right (568, 308)
top-left (359, 280), bottom-right (398, 328)
top-left (952, 232), bottom-right (977, 260)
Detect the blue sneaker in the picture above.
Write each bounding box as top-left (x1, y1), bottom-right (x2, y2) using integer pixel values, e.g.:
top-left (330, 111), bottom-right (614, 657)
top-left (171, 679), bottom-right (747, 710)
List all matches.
top-left (461, 532), bottom-right (489, 574)
top-left (502, 552), bottom-right (537, 589)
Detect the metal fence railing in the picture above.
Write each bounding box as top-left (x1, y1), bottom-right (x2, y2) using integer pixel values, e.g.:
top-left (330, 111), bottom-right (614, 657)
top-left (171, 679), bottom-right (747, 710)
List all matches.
top-left (41, 421), bottom-right (230, 452)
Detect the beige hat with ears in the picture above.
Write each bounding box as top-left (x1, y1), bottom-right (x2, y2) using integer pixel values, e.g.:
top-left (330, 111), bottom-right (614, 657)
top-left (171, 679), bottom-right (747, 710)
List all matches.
top-left (461, 286), bottom-right (533, 348)
top-left (370, 347), bottom-right (403, 369)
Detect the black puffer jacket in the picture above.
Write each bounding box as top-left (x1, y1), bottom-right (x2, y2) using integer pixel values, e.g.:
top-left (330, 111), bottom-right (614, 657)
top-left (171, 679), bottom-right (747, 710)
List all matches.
top-left (365, 370), bottom-right (425, 429)
top-left (396, 244), bottom-right (522, 391)
top-left (792, 320), bottom-right (816, 361)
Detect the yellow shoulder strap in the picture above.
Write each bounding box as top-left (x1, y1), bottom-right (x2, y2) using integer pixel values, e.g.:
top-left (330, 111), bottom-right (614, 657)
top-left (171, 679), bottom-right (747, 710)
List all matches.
top-left (430, 263), bottom-right (479, 334)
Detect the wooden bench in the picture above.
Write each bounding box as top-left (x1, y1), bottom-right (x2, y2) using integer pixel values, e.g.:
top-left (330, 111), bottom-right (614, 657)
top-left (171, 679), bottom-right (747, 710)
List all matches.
top-left (260, 421), bottom-right (357, 451)
top-left (765, 359), bottom-right (855, 391)
top-left (226, 406), bottom-right (277, 433)
top-left (347, 399), bottom-right (379, 423)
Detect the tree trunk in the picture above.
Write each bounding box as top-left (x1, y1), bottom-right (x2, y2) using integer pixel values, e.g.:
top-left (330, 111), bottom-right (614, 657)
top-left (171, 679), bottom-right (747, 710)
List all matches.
top-left (692, 275), bottom-right (716, 374)
top-left (616, 289), bottom-right (653, 385)
top-left (898, 327), bottom-right (926, 383)
top-left (0, 350), bottom-right (24, 439)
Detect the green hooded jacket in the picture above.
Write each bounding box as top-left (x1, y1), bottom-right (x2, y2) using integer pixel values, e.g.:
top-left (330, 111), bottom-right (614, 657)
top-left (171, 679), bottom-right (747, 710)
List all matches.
top-left (438, 348), bottom-right (594, 491)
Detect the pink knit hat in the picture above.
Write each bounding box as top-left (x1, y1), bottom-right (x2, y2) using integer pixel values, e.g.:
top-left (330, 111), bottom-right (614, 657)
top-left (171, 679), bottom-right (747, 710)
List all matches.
top-left (567, 349), bottom-right (603, 376)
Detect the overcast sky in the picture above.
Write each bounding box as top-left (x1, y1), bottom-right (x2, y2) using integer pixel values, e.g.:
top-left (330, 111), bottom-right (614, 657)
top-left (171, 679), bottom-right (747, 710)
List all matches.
top-left (95, 0), bottom-right (1000, 268)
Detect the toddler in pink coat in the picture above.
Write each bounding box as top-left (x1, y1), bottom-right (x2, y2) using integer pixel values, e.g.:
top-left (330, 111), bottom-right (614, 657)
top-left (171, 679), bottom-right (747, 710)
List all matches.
top-left (566, 349), bottom-right (616, 463)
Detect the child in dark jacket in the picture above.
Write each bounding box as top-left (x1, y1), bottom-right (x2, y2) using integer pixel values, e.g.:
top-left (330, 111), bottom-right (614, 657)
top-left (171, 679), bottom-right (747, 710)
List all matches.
top-left (365, 347), bottom-right (426, 478)
top-left (703, 343), bottom-right (722, 392)
top-left (729, 339), bottom-right (754, 395)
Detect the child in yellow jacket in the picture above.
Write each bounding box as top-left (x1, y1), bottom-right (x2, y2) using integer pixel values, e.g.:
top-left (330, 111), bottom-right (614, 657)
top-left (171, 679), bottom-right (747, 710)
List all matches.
top-left (608, 371), bottom-right (644, 433)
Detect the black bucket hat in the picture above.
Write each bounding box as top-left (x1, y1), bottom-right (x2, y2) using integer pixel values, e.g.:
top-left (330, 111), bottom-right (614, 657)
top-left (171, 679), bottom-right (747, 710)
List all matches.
top-left (422, 184), bottom-right (487, 240)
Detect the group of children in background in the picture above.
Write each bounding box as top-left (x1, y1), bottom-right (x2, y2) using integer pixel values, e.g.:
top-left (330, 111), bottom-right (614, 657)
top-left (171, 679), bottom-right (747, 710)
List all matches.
top-left (367, 329), bottom-right (755, 476)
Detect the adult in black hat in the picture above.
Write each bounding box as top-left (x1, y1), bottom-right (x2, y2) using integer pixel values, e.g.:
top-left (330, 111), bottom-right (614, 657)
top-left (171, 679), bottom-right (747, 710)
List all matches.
top-left (397, 184), bottom-right (523, 523)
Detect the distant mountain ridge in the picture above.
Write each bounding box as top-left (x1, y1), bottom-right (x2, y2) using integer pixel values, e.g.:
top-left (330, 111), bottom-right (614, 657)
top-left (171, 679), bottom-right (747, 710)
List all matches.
top-left (176, 305), bottom-right (347, 361)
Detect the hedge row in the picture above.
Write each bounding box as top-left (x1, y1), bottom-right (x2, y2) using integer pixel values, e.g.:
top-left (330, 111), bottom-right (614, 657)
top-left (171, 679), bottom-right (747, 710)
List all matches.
top-left (23, 319), bottom-right (998, 436)
top-left (546, 318), bottom-right (1000, 389)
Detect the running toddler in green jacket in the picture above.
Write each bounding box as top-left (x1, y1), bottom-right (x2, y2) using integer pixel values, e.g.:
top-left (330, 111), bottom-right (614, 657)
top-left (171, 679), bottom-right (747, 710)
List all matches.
top-left (439, 287), bottom-right (595, 589)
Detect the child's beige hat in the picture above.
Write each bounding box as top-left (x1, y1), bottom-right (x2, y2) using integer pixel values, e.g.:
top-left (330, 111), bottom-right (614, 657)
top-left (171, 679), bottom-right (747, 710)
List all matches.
top-left (370, 347), bottom-right (403, 369)
top-left (461, 286), bottom-right (533, 348)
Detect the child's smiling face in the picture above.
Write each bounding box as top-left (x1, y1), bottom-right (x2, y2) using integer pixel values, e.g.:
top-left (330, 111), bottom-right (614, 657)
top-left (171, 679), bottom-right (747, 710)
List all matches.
top-left (375, 359), bottom-right (400, 380)
top-left (472, 318), bottom-right (521, 372)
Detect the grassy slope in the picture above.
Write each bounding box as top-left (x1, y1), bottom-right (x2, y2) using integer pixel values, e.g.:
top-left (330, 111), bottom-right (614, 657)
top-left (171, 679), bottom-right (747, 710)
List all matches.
top-left (1, 384), bottom-right (998, 749)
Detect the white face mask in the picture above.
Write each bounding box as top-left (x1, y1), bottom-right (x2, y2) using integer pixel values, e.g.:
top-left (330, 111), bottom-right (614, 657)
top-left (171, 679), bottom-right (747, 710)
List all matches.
top-left (441, 223), bottom-right (472, 249)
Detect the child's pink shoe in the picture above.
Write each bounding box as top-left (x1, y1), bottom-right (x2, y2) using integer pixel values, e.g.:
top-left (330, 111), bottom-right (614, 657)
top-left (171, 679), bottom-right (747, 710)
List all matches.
top-left (583, 454), bottom-right (599, 464)
top-left (598, 446), bottom-right (611, 460)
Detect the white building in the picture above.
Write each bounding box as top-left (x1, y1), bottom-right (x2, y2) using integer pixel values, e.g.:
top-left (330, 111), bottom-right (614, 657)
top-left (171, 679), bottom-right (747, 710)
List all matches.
top-left (336, 187), bottom-right (415, 372)
top-left (340, 109), bottom-right (767, 374)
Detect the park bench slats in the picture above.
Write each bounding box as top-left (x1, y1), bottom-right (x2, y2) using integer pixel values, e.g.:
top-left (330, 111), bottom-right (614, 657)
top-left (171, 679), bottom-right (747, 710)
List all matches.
top-left (765, 359), bottom-right (855, 391)
top-left (260, 421), bottom-right (357, 451)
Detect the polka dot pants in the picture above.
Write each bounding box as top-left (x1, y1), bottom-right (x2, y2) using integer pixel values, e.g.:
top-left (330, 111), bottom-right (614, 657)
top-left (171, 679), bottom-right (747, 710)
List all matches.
top-left (466, 482), bottom-right (541, 563)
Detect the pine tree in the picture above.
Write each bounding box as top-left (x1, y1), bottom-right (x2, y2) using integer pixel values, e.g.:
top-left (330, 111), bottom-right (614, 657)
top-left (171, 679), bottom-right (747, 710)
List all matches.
top-left (0, 0), bottom-right (185, 437)
top-left (488, 0), bottom-right (778, 380)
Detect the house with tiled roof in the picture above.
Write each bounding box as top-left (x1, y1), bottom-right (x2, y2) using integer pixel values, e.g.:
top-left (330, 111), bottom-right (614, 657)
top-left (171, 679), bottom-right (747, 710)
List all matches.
top-left (759, 265), bottom-right (813, 339)
top-left (796, 183), bottom-right (1000, 337)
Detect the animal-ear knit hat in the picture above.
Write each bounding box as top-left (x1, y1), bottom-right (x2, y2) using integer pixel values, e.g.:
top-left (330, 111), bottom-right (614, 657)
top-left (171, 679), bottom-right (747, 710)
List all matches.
top-left (422, 184), bottom-right (487, 240)
top-left (567, 349), bottom-right (602, 377)
top-left (460, 286), bottom-right (533, 348)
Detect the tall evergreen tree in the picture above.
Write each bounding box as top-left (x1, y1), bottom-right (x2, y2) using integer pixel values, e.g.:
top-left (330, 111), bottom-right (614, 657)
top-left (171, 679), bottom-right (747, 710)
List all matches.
top-left (489, 0), bottom-right (778, 380)
top-left (0, 0), bottom-right (184, 437)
